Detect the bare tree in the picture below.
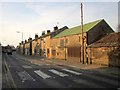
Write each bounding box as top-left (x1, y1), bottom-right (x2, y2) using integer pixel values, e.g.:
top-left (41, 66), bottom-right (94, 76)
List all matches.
top-left (118, 24), bottom-right (120, 32)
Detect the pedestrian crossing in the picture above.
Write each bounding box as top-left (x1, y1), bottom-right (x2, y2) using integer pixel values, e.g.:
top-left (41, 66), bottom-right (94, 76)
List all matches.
top-left (16, 67), bottom-right (119, 88)
top-left (17, 68), bottom-right (82, 82)
top-left (34, 68), bottom-right (81, 79)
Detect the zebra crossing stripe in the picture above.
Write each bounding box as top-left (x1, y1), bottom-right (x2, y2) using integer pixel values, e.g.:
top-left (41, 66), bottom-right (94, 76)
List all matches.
top-left (17, 71), bottom-right (35, 82)
top-left (22, 65), bottom-right (32, 68)
top-left (34, 70), bottom-right (51, 79)
top-left (62, 69), bottom-right (82, 75)
top-left (49, 69), bottom-right (69, 77)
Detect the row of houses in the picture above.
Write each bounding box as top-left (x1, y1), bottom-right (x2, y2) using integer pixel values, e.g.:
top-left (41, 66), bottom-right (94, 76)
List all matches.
top-left (17, 19), bottom-right (120, 67)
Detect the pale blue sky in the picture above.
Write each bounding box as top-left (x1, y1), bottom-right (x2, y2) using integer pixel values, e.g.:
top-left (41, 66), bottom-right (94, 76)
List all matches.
top-left (0, 0), bottom-right (119, 47)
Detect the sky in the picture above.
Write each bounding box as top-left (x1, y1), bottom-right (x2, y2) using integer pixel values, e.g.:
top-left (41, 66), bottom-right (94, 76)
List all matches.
top-left (0, 0), bottom-right (119, 47)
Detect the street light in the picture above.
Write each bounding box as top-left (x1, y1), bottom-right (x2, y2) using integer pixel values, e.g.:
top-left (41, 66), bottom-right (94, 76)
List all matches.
top-left (16, 31), bottom-right (23, 42)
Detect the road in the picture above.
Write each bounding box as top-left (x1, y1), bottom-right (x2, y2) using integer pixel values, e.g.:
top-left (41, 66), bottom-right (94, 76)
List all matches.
top-left (2, 53), bottom-right (120, 89)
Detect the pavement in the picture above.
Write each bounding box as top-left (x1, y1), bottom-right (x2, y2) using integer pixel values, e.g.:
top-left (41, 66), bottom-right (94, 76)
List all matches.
top-left (15, 53), bottom-right (120, 77)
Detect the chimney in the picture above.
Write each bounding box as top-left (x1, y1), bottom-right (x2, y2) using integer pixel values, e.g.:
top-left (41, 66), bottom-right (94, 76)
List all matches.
top-left (54, 26), bottom-right (58, 31)
top-left (28, 37), bottom-right (32, 42)
top-left (47, 30), bottom-right (51, 34)
top-left (42, 31), bottom-right (45, 36)
top-left (25, 40), bottom-right (27, 43)
top-left (21, 41), bottom-right (24, 44)
top-left (35, 34), bottom-right (38, 39)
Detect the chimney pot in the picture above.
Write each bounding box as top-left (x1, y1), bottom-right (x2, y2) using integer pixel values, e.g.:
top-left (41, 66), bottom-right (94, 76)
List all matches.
top-left (54, 26), bottom-right (58, 31)
top-left (21, 41), bottom-right (24, 44)
top-left (47, 30), bottom-right (51, 34)
top-left (28, 37), bottom-right (32, 42)
top-left (35, 34), bottom-right (38, 39)
top-left (42, 31), bottom-right (45, 36)
top-left (25, 40), bottom-right (27, 43)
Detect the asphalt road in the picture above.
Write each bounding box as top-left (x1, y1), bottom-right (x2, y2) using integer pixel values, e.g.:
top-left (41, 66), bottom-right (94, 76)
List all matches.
top-left (2, 53), bottom-right (120, 89)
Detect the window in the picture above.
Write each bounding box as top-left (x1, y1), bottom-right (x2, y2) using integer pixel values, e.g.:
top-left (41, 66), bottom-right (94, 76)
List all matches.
top-left (60, 39), bottom-right (64, 47)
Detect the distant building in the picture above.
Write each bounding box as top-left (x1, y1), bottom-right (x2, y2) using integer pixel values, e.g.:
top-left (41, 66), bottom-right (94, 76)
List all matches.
top-left (21, 26), bottom-right (68, 57)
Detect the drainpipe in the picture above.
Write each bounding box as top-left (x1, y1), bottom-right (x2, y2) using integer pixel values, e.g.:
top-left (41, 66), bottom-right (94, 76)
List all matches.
top-left (86, 43), bottom-right (88, 64)
top-left (90, 47), bottom-right (92, 64)
top-left (64, 36), bottom-right (67, 61)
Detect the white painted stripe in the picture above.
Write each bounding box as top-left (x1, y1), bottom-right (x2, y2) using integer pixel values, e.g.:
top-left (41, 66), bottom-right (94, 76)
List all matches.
top-left (62, 69), bottom-right (82, 75)
top-left (49, 69), bottom-right (69, 77)
top-left (34, 70), bottom-right (51, 79)
top-left (22, 65), bottom-right (32, 68)
top-left (17, 71), bottom-right (35, 82)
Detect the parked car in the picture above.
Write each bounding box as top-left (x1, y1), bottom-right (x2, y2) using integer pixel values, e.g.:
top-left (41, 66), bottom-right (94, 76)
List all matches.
top-left (7, 49), bottom-right (12, 55)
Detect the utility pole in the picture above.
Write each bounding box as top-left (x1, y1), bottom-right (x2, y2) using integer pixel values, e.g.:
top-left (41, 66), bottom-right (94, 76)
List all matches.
top-left (81, 3), bottom-right (84, 64)
top-left (22, 32), bottom-right (23, 42)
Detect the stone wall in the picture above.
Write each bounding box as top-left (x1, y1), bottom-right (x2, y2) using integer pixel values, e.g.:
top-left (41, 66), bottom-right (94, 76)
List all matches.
top-left (88, 47), bottom-right (120, 67)
top-left (50, 33), bottom-right (87, 62)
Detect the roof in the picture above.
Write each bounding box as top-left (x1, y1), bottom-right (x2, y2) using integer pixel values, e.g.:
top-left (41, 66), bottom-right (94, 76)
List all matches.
top-left (88, 32), bottom-right (120, 47)
top-left (30, 26), bottom-right (68, 42)
top-left (53, 19), bottom-right (104, 38)
top-left (37, 26), bottom-right (69, 39)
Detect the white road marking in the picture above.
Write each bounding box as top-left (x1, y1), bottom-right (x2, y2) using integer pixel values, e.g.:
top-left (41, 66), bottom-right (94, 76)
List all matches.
top-left (22, 65), bottom-right (32, 68)
top-left (34, 70), bottom-right (51, 79)
top-left (17, 71), bottom-right (35, 82)
top-left (62, 69), bottom-right (82, 75)
top-left (49, 69), bottom-right (69, 77)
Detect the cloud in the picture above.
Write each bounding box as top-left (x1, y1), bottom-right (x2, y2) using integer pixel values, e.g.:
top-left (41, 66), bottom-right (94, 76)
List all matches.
top-left (0, 2), bottom-right (118, 47)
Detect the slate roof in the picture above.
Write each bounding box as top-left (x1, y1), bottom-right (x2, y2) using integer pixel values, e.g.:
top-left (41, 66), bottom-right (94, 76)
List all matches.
top-left (53, 19), bottom-right (103, 38)
top-left (33, 26), bottom-right (68, 41)
top-left (88, 32), bottom-right (120, 47)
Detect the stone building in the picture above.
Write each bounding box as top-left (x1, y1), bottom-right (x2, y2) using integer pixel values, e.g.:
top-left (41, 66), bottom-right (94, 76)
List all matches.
top-left (88, 32), bottom-right (120, 67)
top-left (50, 19), bottom-right (114, 64)
top-left (23, 26), bottom-right (68, 57)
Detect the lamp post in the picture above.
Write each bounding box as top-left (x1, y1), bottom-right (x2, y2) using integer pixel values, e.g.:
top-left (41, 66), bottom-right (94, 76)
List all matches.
top-left (16, 31), bottom-right (23, 42)
top-left (16, 31), bottom-right (24, 55)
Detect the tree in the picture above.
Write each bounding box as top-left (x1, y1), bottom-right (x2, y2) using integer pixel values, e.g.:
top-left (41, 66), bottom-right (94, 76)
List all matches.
top-left (118, 24), bottom-right (120, 32)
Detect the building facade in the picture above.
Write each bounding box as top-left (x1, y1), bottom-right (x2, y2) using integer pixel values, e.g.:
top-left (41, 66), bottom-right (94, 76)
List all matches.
top-left (49, 19), bottom-right (114, 64)
top-left (17, 19), bottom-right (117, 66)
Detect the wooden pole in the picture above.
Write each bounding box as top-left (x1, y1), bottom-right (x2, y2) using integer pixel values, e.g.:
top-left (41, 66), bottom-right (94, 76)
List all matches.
top-left (81, 3), bottom-right (84, 64)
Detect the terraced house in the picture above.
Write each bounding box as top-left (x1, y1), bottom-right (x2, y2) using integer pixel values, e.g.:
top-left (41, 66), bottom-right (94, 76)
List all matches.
top-left (17, 19), bottom-right (115, 65)
top-left (50, 19), bottom-right (114, 64)
top-left (18, 26), bottom-right (68, 57)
